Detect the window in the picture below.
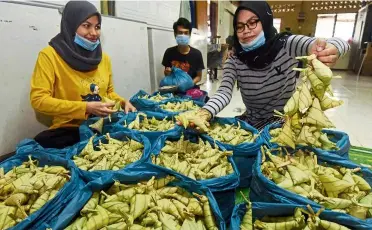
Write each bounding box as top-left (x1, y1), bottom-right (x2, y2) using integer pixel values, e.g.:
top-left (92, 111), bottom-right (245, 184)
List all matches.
top-left (315, 13), bottom-right (356, 40)
top-left (334, 13), bottom-right (357, 41)
top-left (273, 18), bottom-right (281, 32)
top-left (315, 14), bottom-right (336, 38)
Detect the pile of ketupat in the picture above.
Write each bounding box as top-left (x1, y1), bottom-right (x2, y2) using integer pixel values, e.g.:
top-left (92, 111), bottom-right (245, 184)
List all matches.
top-left (261, 146), bottom-right (372, 220)
top-left (207, 122), bottom-right (256, 145)
top-left (152, 136), bottom-right (234, 180)
top-left (73, 134), bottom-right (144, 171)
top-left (0, 156), bottom-right (70, 229)
top-left (66, 176), bottom-right (218, 230)
top-left (89, 97), bottom-right (123, 134)
top-left (139, 93), bottom-right (170, 102)
top-left (160, 101), bottom-right (200, 112)
top-left (239, 193), bottom-right (350, 230)
top-left (125, 113), bottom-right (175, 132)
top-left (271, 54), bottom-right (343, 149)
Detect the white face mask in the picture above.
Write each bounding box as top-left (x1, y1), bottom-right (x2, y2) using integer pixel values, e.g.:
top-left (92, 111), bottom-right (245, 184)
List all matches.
top-left (239, 31), bottom-right (266, 52)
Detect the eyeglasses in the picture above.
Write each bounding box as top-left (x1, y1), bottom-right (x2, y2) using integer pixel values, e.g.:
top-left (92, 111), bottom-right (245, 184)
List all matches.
top-left (236, 19), bottom-right (260, 33)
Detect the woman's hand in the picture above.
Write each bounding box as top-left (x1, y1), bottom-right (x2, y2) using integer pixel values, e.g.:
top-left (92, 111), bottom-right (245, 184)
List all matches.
top-left (121, 101), bottom-right (137, 113)
top-left (310, 39), bottom-right (339, 67)
top-left (86, 102), bottom-right (116, 117)
top-left (176, 109), bottom-right (211, 132)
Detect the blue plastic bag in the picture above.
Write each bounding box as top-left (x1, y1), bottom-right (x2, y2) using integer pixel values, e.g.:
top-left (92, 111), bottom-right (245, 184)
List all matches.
top-left (262, 123), bottom-right (350, 159)
top-left (160, 67), bottom-right (194, 92)
top-left (250, 146), bottom-right (372, 229)
top-left (155, 98), bottom-right (205, 116)
top-left (111, 111), bottom-right (182, 146)
top-left (16, 139), bottom-right (71, 158)
top-left (231, 202), bottom-right (372, 230)
top-left (129, 90), bottom-right (174, 111)
top-left (151, 131), bottom-right (240, 222)
top-left (201, 117), bottom-right (263, 188)
top-left (67, 131), bottom-right (152, 182)
top-left (0, 151), bottom-right (85, 230)
top-left (49, 162), bottom-right (226, 230)
top-left (79, 111), bottom-right (126, 141)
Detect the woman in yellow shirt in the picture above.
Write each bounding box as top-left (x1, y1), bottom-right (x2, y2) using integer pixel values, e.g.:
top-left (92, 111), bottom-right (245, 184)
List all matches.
top-left (30, 0), bottom-right (136, 149)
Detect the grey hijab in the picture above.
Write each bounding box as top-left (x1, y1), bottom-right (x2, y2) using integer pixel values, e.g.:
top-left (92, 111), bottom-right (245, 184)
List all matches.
top-left (50, 0), bottom-right (102, 72)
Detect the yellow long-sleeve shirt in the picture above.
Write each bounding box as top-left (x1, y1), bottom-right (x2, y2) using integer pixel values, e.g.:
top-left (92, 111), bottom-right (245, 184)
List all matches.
top-left (30, 46), bottom-right (124, 129)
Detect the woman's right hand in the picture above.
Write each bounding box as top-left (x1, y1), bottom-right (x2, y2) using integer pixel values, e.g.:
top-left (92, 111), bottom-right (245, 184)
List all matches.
top-left (176, 109), bottom-right (212, 132)
top-left (86, 102), bottom-right (116, 117)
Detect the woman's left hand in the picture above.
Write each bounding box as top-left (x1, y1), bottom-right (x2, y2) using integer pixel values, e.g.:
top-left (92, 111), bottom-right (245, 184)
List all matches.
top-left (310, 39), bottom-right (339, 67)
top-left (121, 101), bottom-right (137, 113)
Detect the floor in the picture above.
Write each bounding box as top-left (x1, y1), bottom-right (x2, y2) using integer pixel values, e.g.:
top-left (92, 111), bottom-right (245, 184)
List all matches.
top-left (200, 70), bottom-right (372, 148)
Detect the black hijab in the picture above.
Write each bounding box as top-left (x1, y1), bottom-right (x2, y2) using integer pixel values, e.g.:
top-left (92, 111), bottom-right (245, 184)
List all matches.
top-left (50, 0), bottom-right (102, 72)
top-left (233, 1), bottom-right (291, 69)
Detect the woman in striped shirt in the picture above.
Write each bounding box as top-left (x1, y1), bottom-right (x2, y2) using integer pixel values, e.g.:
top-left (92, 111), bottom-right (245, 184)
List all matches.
top-left (182, 1), bottom-right (349, 130)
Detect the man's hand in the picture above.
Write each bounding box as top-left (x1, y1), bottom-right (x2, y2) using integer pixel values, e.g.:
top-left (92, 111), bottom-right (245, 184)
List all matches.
top-left (310, 39), bottom-right (339, 67)
top-left (86, 102), bottom-right (116, 117)
top-left (164, 67), bottom-right (172, 76)
top-left (121, 101), bottom-right (137, 113)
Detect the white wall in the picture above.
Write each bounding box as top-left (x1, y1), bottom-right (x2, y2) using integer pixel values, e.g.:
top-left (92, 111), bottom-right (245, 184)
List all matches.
top-left (116, 1), bottom-right (180, 28)
top-left (217, 1), bottom-right (237, 44)
top-left (147, 27), bottom-right (177, 92)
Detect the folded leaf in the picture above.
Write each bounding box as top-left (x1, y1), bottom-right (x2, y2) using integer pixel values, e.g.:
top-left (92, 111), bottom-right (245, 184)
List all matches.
top-left (270, 117), bottom-right (295, 149)
top-left (300, 98), bottom-right (334, 128)
top-left (298, 83), bottom-right (313, 114)
top-left (320, 94), bottom-right (343, 110)
top-left (284, 90), bottom-right (300, 116)
top-left (89, 118), bottom-right (104, 133)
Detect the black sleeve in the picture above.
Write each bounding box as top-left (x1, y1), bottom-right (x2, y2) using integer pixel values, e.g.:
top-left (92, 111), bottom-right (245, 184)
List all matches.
top-left (196, 50), bottom-right (205, 71)
top-left (162, 49), bottom-right (172, 67)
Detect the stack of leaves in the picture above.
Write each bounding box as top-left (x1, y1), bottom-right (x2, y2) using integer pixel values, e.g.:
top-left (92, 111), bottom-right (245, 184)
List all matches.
top-left (73, 134), bottom-right (144, 171)
top-left (124, 113), bottom-right (175, 132)
top-left (0, 156), bottom-right (70, 229)
top-left (269, 127), bottom-right (338, 151)
top-left (139, 93), bottom-right (170, 102)
top-left (152, 136), bottom-right (234, 180)
top-left (261, 146), bottom-right (372, 220)
top-left (207, 122), bottom-right (255, 145)
top-left (66, 176), bottom-right (218, 230)
top-left (89, 97), bottom-right (123, 134)
top-left (271, 54), bottom-right (343, 149)
top-left (160, 101), bottom-right (200, 112)
top-left (241, 201), bottom-right (351, 230)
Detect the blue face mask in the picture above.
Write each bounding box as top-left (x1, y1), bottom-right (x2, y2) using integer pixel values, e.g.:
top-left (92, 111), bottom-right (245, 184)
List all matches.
top-left (239, 31), bottom-right (266, 52)
top-left (176, 35), bottom-right (190, 46)
top-left (74, 33), bottom-right (100, 51)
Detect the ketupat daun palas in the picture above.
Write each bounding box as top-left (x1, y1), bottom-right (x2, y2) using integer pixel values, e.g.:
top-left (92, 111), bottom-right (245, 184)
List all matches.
top-left (0, 156), bottom-right (70, 229)
top-left (65, 176), bottom-right (218, 230)
top-left (139, 93), bottom-right (170, 102)
top-left (125, 113), bottom-right (175, 132)
top-left (152, 136), bottom-right (234, 180)
top-left (238, 190), bottom-right (350, 229)
top-left (207, 122), bottom-right (256, 146)
top-left (89, 97), bottom-right (123, 133)
top-left (73, 134), bottom-right (144, 171)
top-left (271, 54), bottom-right (343, 150)
top-left (261, 146), bottom-right (372, 220)
top-left (160, 101), bottom-right (200, 112)
top-left (248, 204), bottom-right (350, 230)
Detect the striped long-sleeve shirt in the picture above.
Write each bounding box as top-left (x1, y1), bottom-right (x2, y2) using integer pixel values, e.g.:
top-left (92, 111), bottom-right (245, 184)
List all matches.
top-left (204, 35), bottom-right (350, 126)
